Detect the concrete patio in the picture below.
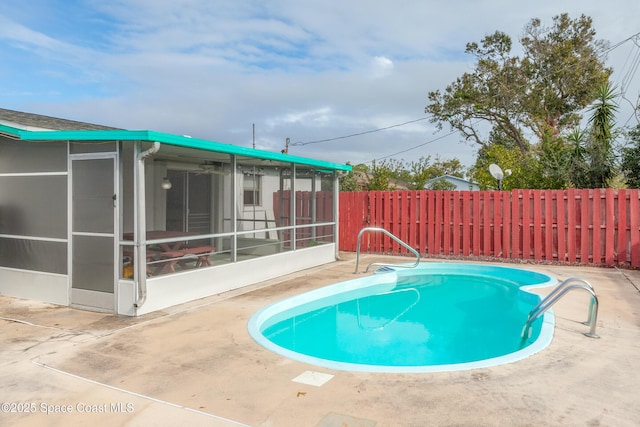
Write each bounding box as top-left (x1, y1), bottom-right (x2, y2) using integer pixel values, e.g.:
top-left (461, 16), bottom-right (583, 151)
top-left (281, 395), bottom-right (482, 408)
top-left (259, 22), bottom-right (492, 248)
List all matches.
top-left (1, 253), bottom-right (640, 426)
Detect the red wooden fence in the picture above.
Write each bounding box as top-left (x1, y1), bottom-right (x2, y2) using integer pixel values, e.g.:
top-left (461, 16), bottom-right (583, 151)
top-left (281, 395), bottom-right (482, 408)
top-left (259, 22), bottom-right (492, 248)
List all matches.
top-left (274, 191), bottom-right (334, 247)
top-left (339, 189), bottom-right (640, 268)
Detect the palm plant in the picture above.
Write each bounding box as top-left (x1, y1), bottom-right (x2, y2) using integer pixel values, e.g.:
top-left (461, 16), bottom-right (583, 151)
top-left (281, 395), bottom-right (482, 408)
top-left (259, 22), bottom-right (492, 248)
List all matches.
top-left (585, 82), bottom-right (619, 188)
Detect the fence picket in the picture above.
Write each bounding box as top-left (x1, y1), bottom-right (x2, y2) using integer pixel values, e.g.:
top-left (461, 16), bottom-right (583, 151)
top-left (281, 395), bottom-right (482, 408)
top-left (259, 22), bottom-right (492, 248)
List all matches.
top-left (511, 190), bottom-right (520, 259)
top-left (617, 189), bottom-right (628, 264)
top-left (545, 190), bottom-right (554, 261)
top-left (593, 189), bottom-right (602, 264)
top-left (580, 190), bottom-right (590, 263)
top-left (502, 191), bottom-right (511, 258)
top-left (533, 190), bottom-right (543, 260)
top-left (493, 192), bottom-right (502, 257)
top-left (557, 190), bottom-right (566, 262)
top-left (484, 192), bottom-right (492, 256)
top-left (630, 190), bottom-right (640, 267)
top-left (472, 192), bottom-right (481, 256)
top-left (605, 189), bottom-right (615, 265)
top-left (452, 192), bottom-right (461, 256)
top-left (443, 191), bottom-right (451, 256)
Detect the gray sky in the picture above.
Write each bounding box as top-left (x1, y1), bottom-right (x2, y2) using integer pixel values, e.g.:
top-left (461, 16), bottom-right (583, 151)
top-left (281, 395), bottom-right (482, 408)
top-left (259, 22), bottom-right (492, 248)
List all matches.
top-left (2, 1), bottom-right (639, 170)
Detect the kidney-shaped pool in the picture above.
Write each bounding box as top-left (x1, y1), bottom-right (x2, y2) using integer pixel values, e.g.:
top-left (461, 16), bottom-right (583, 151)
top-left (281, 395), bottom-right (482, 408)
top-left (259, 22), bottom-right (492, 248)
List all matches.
top-left (248, 263), bottom-right (557, 373)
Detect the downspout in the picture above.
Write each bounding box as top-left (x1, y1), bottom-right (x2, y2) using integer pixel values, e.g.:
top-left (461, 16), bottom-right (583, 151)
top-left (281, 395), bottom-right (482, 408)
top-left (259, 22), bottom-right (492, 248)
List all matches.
top-left (134, 141), bottom-right (160, 309)
top-left (334, 170), bottom-right (341, 260)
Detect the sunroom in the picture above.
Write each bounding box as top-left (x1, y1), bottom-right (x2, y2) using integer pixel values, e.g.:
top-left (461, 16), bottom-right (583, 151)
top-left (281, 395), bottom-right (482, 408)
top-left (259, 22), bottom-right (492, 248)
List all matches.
top-left (0, 109), bottom-right (351, 316)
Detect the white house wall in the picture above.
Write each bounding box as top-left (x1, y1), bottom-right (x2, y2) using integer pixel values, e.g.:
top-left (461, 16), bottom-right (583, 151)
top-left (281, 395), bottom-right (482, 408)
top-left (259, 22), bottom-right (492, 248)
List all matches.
top-left (0, 269), bottom-right (68, 306)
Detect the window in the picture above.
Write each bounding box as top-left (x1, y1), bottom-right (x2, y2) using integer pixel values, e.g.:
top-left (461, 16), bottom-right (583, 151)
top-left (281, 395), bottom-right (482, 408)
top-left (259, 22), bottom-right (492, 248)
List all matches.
top-left (243, 173), bottom-right (261, 206)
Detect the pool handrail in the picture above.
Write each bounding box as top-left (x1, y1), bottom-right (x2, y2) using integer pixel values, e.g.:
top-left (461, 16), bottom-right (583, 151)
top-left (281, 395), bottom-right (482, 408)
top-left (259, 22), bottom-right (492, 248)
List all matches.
top-left (528, 277), bottom-right (595, 326)
top-left (354, 227), bottom-right (420, 273)
top-left (521, 279), bottom-right (599, 339)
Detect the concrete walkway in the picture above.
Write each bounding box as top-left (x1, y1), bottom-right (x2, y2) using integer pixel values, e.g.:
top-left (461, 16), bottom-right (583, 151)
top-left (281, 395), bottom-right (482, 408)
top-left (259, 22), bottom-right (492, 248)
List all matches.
top-left (1, 253), bottom-right (640, 426)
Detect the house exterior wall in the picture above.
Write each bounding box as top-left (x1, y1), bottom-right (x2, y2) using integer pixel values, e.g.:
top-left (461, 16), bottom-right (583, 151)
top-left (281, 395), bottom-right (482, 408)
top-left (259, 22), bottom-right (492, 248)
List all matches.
top-left (0, 136), bottom-right (70, 305)
top-left (0, 111), bottom-right (348, 316)
top-left (425, 175), bottom-right (479, 191)
top-left (0, 269), bottom-right (68, 306)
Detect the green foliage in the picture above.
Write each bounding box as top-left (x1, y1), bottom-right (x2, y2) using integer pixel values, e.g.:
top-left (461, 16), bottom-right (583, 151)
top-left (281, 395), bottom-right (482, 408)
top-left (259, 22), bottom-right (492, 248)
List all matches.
top-left (339, 163), bottom-right (371, 191)
top-left (535, 132), bottom-right (571, 189)
top-left (339, 164), bottom-right (360, 192)
top-left (562, 82), bottom-right (620, 188)
top-left (400, 156), bottom-right (466, 189)
top-left (584, 82), bottom-right (619, 188)
top-left (426, 179), bottom-right (458, 191)
top-left (564, 128), bottom-right (590, 188)
top-left (366, 160), bottom-right (395, 191)
top-left (470, 141), bottom-right (542, 190)
top-left (621, 124), bottom-right (640, 188)
top-left (520, 14), bottom-right (611, 136)
top-left (339, 157), bottom-right (466, 191)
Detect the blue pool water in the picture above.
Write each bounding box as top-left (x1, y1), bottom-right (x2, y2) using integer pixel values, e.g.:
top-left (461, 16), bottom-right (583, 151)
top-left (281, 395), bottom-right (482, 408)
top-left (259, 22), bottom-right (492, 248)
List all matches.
top-left (248, 263), bottom-right (557, 372)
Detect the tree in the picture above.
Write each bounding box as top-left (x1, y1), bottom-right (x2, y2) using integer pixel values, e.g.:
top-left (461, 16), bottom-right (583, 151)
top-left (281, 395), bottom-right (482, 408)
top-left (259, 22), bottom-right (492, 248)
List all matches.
top-left (425, 14), bottom-right (611, 156)
top-left (564, 128), bottom-right (590, 188)
top-left (339, 156), bottom-right (466, 191)
top-left (366, 160), bottom-right (396, 191)
top-left (520, 15), bottom-right (611, 138)
top-left (536, 132), bottom-right (573, 189)
top-left (338, 162), bottom-right (361, 192)
top-left (428, 157), bottom-right (466, 178)
top-left (470, 139), bottom-right (540, 190)
top-left (399, 156), bottom-right (466, 189)
top-left (621, 123), bottom-right (640, 188)
top-left (559, 82), bottom-right (620, 188)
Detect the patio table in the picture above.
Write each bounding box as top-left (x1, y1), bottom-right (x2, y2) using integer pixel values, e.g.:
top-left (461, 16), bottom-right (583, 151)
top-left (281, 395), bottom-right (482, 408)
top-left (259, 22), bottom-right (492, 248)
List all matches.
top-left (123, 231), bottom-right (214, 274)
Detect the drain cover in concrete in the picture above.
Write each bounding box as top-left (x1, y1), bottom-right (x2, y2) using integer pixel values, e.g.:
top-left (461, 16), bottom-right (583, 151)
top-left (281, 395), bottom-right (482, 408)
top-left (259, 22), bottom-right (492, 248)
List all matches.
top-left (292, 370), bottom-right (334, 387)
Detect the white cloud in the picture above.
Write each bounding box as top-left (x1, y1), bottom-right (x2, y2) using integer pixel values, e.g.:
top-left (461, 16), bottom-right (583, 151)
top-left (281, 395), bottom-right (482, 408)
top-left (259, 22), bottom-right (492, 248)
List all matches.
top-left (266, 107), bottom-right (334, 127)
top-left (370, 56), bottom-right (394, 78)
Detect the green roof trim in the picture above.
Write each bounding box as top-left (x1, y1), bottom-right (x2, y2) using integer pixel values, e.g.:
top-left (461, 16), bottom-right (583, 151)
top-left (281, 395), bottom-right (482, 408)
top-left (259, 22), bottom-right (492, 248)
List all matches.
top-left (1, 124), bottom-right (351, 172)
top-left (0, 122), bottom-right (28, 136)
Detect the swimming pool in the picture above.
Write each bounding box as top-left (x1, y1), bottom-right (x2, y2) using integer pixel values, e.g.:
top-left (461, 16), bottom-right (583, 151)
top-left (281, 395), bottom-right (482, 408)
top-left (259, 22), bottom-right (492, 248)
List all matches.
top-left (248, 263), bottom-right (557, 373)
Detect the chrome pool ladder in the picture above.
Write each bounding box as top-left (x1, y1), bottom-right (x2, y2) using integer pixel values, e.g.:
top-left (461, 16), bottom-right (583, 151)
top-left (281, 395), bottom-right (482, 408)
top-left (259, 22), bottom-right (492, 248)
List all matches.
top-left (521, 277), bottom-right (599, 339)
top-left (354, 227), bottom-right (420, 273)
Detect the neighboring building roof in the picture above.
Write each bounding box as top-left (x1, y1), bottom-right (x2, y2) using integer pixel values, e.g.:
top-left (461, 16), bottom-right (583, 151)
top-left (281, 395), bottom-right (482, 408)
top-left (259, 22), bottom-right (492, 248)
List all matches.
top-left (0, 108), bottom-right (351, 172)
top-left (352, 170), bottom-right (412, 190)
top-left (0, 108), bottom-right (119, 131)
top-left (425, 174), bottom-right (479, 190)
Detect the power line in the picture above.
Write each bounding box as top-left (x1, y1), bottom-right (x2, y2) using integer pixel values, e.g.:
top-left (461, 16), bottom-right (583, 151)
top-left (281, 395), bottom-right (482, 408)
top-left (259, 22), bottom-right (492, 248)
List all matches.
top-left (289, 117), bottom-right (429, 146)
top-left (370, 128), bottom-right (461, 163)
top-left (605, 31), bottom-right (640, 54)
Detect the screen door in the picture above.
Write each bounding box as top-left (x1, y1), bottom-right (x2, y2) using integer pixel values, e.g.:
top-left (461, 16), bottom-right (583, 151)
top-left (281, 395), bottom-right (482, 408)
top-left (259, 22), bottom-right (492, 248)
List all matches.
top-left (70, 154), bottom-right (117, 311)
